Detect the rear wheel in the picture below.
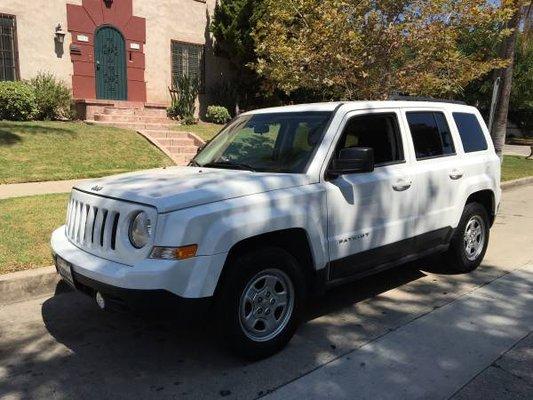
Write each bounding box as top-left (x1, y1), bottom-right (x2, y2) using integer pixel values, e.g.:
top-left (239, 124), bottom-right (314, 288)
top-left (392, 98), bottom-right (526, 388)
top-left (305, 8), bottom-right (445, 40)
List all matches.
top-left (216, 247), bottom-right (306, 360)
top-left (445, 202), bottom-right (490, 273)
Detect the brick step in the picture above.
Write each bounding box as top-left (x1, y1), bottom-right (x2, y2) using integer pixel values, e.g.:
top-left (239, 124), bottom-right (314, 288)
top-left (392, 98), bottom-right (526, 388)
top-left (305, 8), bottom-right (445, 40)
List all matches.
top-left (172, 154), bottom-right (197, 166)
top-left (102, 107), bottom-right (168, 118)
top-left (94, 114), bottom-right (171, 124)
top-left (88, 121), bottom-right (176, 131)
top-left (146, 130), bottom-right (190, 139)
top-left (155, 137), bottom-right (195, 147)
top-left (167, 145), bottom-right (199, 154)
top-left (102, 107), bottom-right (136, 116)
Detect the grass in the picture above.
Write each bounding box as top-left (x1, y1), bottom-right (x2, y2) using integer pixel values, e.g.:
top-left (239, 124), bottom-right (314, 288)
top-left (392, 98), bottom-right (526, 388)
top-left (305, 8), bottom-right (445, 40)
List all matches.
top-left (0, 121), bottom-right (173, 184)
top-left (177, 122), bottom-right (223, 142)
top-left (501, 155), bottom-right (533, 181)
top-left (0, 193), bottom-right (69, 274)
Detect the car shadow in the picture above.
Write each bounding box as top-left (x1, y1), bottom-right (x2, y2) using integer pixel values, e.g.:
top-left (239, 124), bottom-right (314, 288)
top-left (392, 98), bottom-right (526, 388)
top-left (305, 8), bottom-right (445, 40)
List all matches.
top-left (2, 257), bottom-right (502, 399)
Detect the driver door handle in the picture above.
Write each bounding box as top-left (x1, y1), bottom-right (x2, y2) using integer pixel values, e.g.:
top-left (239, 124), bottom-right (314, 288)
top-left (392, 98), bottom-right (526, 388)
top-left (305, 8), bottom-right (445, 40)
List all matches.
top-left (392, 179), bottom-right (412, 192)
top-left (449, 169), bottom-right (464, 180)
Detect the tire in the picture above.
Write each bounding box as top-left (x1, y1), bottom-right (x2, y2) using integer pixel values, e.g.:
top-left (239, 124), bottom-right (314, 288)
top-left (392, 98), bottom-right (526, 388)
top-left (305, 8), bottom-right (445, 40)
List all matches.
top-left (215, 246), bottom-right (307, 360)
top-left (445, 202), bottom-right (490, 273)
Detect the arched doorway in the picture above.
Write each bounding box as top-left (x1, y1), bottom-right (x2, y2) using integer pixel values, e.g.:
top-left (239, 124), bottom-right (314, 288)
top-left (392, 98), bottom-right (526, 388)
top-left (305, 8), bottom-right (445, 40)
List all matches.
top-left (94, 26), bottom-right (127, 100)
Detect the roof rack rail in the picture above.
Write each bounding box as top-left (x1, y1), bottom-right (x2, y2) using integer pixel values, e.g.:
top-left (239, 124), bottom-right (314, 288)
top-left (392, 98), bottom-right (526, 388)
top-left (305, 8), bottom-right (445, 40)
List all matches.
top-left (388, 95), bottom-right (467, 105)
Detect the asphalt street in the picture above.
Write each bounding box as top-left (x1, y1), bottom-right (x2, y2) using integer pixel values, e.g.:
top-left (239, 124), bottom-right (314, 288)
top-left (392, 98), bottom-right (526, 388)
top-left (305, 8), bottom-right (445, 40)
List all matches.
top-left (0, 185), bottom-right (532, 400)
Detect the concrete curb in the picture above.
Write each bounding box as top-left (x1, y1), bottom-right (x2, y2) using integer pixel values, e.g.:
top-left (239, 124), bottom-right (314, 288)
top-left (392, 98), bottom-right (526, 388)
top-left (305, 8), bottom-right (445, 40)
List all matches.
top-left (501, 176), bottom-right (533, 191)
top-left (0, 266), bottom-right (59, 306)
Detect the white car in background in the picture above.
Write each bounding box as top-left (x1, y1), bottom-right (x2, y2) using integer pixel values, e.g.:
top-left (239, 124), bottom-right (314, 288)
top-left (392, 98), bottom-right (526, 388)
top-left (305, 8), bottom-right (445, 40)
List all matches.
top-left (51, 99), bottom-right (500, 359)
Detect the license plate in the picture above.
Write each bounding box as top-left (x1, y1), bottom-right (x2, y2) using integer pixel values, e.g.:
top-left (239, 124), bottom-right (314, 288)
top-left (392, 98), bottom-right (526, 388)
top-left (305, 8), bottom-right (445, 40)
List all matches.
top-left (56, 256), bottom-right (74, 287)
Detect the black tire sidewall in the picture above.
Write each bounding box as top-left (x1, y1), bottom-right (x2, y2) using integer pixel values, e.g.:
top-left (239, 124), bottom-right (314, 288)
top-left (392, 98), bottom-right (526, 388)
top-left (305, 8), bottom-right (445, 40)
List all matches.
top-left (448, 202), bottom-right (490, 272)
top-left (216, 246), bottom-right (307, 360)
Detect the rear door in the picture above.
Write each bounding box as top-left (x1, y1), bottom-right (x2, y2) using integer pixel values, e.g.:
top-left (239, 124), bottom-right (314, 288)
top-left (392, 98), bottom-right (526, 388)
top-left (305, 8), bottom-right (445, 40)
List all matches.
top-left (402, 109), bottom-right (461, 241)
top-left (325, 109), bottom-right (419, 280)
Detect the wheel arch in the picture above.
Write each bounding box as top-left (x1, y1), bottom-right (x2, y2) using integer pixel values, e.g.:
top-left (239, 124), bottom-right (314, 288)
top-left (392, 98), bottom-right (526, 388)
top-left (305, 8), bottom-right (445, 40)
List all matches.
top-left (213, 228), bottom-right (325, 299)
top-left (465, 189), bottom-right (496, 226)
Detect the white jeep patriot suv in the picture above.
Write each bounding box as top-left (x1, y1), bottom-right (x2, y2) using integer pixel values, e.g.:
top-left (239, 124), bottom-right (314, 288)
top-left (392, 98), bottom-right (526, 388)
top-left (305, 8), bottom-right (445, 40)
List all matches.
top-left (51, 100), bottom-right (500, 359)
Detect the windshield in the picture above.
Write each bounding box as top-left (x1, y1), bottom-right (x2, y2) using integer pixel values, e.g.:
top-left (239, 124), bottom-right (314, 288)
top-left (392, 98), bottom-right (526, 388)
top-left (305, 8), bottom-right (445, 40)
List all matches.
top-left (193, 112), bottom-right (332, 173)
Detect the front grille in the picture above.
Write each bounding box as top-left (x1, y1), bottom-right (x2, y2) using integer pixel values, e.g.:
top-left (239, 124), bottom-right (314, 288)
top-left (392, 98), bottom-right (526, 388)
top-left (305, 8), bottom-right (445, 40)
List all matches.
top-left (66, 198), bottom-right (120, 251)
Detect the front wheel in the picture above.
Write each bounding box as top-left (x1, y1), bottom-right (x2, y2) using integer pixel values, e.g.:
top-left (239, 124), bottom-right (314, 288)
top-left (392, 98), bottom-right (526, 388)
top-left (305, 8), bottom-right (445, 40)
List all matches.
top-left (215, 247), bottom-right (306, 360)
top-left (445, 202), bottom-right (490, 273)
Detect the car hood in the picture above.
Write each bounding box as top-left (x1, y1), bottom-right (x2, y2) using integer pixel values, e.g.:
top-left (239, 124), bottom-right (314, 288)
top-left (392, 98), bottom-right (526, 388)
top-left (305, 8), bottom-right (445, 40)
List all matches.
top-left (74, 166), bottom-right (312, 213)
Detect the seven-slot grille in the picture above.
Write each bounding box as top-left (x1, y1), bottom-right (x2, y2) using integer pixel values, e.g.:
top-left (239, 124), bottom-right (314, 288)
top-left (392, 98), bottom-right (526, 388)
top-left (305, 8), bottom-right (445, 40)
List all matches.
top-left (66, 197), bottom-right (121, 251)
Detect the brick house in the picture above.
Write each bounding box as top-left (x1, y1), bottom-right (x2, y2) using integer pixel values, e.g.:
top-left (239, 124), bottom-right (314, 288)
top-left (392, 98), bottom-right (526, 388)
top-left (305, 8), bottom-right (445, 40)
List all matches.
top-left (0, 0), bottom-right (231, 117)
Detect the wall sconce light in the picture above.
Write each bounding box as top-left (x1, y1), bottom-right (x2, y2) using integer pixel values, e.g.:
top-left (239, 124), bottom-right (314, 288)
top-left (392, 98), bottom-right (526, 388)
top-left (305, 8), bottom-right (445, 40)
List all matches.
top-left (55, 23), bottom-right (66, 44)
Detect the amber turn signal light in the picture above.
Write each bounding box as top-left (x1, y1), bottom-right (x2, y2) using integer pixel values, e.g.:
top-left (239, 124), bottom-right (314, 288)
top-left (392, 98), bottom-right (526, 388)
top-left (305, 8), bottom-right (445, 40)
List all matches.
top-left (150, 244), bottom-right (198, 260)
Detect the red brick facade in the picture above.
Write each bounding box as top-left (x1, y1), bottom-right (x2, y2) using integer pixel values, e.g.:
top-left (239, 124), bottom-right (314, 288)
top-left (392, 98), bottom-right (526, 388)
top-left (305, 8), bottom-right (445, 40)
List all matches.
top-left (66, 0), bottom-right (146, 102)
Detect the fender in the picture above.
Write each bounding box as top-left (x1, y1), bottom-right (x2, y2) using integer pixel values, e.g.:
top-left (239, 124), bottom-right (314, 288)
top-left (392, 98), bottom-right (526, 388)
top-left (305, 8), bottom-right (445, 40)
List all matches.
top-left (155, 184), bottom-right (329, 271)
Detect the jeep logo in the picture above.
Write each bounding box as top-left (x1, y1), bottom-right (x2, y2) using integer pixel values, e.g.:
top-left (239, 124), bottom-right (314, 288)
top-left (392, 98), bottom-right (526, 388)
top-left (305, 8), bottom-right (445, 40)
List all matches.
top-left (91, 185), bottom-right (103, 192)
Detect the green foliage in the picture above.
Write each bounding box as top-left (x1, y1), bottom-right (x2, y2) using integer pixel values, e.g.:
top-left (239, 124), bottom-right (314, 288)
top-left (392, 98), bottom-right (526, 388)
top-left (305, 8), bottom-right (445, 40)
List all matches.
top-left (211, 0), bottom-right (266, 108)
top-left (206, 105), bottom-right (231, 124)
top-left (509, 31), bottom-right (533, 132)
top-left (30, 72), bottom-right (72, 120)
top-left (461, 28), bottom-right (533, 132)
top-left (208, 81), bottom-right (238, 115)
top-left (211, 0), bottom-right (263, 69)
top-left (167, 75), bottom-right (199, 123)
top-left (0, 81), bottom-right (37, 121)
top-left (253, 0), bottom-right (516, 100)
top-left (181, 115), bottom-right (197, 125)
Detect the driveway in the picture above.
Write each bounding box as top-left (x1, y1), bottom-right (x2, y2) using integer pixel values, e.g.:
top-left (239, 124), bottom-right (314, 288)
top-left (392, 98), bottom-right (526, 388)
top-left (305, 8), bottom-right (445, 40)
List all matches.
top-left (0, 186), bottom-right (532, 400)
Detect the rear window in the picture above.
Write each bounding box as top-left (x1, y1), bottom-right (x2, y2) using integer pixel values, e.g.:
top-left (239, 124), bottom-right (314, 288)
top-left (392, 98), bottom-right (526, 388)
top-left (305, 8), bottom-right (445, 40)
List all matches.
top-left (406, 112), bottom-right (455, 159)
top-left (453, 112), bottom-right (488, 153)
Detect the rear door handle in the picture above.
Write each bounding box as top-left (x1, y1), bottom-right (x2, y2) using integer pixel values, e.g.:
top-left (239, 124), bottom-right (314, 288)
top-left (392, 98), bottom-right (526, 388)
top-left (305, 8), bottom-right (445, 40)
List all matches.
top-left (392, 179), bottom-right (412, 191)
top-left (449, 169), bottom-right (464, 180)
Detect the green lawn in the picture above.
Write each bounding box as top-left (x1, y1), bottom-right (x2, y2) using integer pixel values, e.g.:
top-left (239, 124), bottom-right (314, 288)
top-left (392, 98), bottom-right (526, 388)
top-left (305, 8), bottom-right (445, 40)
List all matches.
top-left (177, 122), bottom-right (223, 142)
top-left (0, 121), bottom-right (173, 184)
top-left (501, 155), bottom-right (533, 181)
top-left (0, 193), bottom-right (69, 274)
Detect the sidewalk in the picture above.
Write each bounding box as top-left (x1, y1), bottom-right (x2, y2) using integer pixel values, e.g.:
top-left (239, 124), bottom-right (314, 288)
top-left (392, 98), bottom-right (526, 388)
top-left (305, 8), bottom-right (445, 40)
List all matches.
top-left (0, 179), bottom-right (89, 199)
top-left (265, 264), bottom-right (533, 400)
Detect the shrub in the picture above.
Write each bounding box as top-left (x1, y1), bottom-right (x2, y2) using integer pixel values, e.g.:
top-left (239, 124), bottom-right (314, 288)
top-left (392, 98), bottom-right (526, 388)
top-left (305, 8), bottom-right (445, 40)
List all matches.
top-left (206, 105), bottom-right (231, 124)
top-left (167, 75), bottom-right (199, 123)
top-left (181, 115), bottom-right (197, 125)
top-left (0, 81), bottom-right (37, 121)
top-left (30, 72), bottom-right (72, 120)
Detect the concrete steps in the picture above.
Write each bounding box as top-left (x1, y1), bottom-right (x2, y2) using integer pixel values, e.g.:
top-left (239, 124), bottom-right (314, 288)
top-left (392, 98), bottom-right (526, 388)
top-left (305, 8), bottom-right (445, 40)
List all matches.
top-left (85, 103), bottom-right (204, 166)
top-left (138, 129), bottom-right (205, 166)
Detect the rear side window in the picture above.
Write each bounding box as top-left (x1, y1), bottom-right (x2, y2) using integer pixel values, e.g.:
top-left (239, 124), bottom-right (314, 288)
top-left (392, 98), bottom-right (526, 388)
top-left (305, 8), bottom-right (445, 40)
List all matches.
top-left (406, 112), bottom-right (455, 160)
top-left (336, 113), bottom-right (404, 166)
top-left (453, 112), bottom-right (488, 153)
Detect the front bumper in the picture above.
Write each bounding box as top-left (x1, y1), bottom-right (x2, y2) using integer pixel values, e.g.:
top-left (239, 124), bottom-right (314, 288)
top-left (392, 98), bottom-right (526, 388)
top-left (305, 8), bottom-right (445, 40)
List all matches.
top-left (57, 262), bottom-right (212, 314)
top-left (51, 226), bottom-right (228, 301)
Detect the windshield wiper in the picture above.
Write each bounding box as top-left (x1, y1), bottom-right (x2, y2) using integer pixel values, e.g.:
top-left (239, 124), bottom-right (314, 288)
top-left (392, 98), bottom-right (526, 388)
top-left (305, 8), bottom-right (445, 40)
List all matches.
top-left (202, 161), bottom-right (257, 172)
top-left (189, 159), bottom-right (201, 167)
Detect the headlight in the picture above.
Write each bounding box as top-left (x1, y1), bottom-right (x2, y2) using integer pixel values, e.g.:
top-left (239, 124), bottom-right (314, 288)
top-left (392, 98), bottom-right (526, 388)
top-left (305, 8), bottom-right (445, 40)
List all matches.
top-left (129, 211), bottom-right (152, 248)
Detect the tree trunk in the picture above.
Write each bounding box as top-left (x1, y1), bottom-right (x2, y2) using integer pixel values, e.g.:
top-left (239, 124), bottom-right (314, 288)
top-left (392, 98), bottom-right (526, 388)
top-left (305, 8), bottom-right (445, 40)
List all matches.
top-left (491, 6), bottom-right (522, 159)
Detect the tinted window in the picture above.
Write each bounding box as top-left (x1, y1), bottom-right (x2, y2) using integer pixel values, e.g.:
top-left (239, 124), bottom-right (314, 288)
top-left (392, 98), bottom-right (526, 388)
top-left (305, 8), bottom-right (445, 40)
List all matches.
top-left (407, 112), bottom-right (455, 159)
top-left (336, 113), bottom-right (404, 165)
top-left (195, 112), bottom-right (332, 173)
top-left (453, 112), bottom-right (488, 153)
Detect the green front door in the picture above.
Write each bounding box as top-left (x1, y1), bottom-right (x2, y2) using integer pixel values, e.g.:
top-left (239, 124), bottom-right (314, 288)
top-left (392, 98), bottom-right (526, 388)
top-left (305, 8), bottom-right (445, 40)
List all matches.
top-left (95, 26), bottom-right (127, 100)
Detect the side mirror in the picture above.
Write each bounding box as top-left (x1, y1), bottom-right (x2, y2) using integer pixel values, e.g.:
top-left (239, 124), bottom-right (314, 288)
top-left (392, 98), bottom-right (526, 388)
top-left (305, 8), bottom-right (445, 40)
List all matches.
top-left (329, 147), bottom-right (374, 176)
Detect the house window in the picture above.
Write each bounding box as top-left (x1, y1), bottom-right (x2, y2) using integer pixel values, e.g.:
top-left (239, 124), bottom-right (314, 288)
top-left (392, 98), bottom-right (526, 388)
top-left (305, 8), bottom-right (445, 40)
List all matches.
top-left (171, 41), bottom-right (204, 91)
top-left (0, 14), bottom-right (18, 81)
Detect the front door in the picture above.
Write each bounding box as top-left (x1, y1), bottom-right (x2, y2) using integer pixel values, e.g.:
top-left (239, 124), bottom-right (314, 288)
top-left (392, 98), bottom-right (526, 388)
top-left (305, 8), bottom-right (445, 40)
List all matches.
top-left (94, 26), bottom-right (127, 100)
top-left (325, 109), bottom-right (418, 280)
